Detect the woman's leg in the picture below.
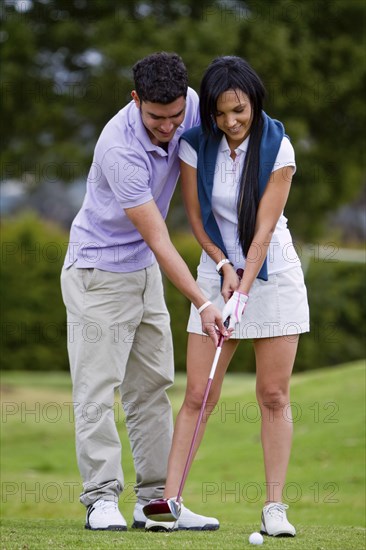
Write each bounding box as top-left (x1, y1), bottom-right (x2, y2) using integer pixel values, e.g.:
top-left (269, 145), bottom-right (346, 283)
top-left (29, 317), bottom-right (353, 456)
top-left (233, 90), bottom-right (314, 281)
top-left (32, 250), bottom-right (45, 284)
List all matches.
top-left (254, 335), bottom-right (299, 504)
top-left (164, 333), bottom-right (239, 498)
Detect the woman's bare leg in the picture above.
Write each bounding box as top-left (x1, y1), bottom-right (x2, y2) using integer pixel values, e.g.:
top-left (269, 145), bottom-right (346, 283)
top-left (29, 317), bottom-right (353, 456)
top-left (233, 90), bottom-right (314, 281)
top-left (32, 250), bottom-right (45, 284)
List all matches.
top-left (164, 333), bottom-right (239, 498)
top-left (254, 335), bottom-right (299, 504)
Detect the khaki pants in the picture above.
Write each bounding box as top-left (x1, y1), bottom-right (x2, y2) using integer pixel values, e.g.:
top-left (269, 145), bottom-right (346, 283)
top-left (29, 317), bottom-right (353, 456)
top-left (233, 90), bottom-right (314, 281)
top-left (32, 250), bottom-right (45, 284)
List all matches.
top-left (61, 263), bottom-right (174, 507)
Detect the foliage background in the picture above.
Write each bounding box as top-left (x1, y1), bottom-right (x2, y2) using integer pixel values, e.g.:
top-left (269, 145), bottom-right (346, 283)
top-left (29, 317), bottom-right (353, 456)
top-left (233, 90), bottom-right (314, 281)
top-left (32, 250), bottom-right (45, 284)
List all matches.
top-left (1, 214), bottom-right (365, 372)
top-left (1, 0), bottom-right (365, 372)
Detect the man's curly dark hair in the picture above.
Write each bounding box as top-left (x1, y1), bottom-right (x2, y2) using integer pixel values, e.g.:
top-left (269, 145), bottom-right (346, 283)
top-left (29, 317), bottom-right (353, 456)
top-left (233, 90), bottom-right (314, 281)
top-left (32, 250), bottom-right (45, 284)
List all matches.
top-left (132, 52), bottom-right (188, 104)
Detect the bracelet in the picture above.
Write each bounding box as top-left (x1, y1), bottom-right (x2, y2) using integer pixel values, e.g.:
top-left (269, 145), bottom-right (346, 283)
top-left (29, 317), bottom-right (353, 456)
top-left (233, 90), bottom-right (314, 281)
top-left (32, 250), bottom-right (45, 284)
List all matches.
top-left (197, 301), bottom-right (212, 314)
top-left (216, 258), bottom-right (233, 274)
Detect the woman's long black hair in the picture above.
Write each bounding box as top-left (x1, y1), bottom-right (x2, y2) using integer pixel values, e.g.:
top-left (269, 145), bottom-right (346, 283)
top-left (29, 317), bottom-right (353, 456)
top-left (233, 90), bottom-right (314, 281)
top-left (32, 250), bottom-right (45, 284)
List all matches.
top-left (199, 56), bottom-right (266, 258)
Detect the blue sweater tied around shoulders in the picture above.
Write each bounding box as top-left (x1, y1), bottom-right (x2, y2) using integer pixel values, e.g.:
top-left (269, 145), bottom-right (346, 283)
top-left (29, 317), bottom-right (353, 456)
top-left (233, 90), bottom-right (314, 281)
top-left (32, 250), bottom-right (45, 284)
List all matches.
top-left (180, 111), bottom-right (285, 281)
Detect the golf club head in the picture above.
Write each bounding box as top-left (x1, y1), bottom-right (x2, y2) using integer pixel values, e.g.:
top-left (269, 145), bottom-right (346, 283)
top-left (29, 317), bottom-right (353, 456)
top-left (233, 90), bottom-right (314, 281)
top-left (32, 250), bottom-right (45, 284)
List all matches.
top-left (143, 497), bottom-right (181, 522)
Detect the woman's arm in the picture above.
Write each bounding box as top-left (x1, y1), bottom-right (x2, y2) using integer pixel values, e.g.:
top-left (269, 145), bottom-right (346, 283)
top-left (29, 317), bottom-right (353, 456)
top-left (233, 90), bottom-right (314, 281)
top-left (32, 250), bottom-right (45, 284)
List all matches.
top-left (237, 166), bottom-right (294, 295)
top-left (180, 159), bottom-right (240, 302)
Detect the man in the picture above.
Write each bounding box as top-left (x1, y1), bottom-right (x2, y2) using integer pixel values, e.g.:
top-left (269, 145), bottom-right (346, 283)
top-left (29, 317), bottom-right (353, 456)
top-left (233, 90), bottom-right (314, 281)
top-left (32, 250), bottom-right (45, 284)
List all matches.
top-left (61, 52), bottom-right (225, 532)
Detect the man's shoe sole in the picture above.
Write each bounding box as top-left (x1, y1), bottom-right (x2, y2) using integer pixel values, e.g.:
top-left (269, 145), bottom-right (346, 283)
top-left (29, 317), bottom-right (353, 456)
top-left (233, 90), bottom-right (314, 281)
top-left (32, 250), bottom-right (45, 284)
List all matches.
top-left (136, 522), bottom-right (219, 531)
top-left (178, 524), bottom-right (219, 531)
top-left (145, 525), bottom-right (175, 532)
top-left (133, 520), bottom-right (176, 531)
top-left (131, 520), bottom-right (145, 529)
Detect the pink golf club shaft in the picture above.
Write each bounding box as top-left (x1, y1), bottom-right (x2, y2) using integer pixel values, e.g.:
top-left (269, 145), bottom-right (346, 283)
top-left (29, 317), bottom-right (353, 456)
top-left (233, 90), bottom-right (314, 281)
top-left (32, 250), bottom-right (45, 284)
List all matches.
top-left (176, 332), bottom-right (225, 502)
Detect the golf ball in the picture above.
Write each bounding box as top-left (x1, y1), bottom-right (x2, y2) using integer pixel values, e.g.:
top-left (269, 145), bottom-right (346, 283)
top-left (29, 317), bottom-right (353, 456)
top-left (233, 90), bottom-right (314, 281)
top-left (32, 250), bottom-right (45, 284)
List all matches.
top-left (249, 532), bottom-right (263, 545)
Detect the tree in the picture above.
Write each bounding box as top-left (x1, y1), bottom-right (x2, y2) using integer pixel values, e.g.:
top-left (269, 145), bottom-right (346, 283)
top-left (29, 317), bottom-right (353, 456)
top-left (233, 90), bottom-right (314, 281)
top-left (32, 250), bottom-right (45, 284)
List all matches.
top-left (1, 0), bottom-right (365, 239)
top-left (235, 0), bottom-right (366, 239)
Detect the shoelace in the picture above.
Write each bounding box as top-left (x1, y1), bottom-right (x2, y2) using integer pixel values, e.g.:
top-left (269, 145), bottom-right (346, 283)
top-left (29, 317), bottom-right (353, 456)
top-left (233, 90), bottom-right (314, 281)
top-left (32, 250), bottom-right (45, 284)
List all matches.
top-left (266, 503), bottom-right (289, 520)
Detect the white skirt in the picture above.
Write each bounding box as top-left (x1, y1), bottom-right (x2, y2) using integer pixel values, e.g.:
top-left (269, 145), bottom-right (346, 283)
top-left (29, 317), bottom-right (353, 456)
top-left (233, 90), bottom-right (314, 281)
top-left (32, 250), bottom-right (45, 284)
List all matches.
top-left (187, 266), bottom-right (310, 339)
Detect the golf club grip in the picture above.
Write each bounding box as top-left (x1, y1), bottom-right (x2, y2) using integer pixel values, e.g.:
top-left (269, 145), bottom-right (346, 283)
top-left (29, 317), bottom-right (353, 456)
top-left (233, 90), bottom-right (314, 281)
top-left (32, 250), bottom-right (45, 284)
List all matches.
top-left (215, 316), bottom-right (229, 352)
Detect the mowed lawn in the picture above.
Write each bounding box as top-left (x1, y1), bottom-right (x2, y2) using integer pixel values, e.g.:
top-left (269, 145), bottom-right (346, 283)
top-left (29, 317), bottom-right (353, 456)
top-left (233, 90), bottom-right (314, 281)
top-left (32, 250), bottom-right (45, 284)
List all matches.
top-left (1, 362), bottom-right (365, 549)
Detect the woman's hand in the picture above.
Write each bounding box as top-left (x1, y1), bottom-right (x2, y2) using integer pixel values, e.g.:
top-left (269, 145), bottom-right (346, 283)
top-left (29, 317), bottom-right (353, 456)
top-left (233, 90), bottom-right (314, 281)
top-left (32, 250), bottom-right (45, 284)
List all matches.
top-left (222, 291), bottom-right (249, 331)
top-left (220, 263), bottom-right (241, 303)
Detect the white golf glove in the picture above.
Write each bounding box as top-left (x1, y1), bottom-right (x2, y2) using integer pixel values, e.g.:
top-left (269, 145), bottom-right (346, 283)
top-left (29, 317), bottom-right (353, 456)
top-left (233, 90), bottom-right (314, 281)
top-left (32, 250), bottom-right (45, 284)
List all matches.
top-left (222, 291), bottom-right (249, 331)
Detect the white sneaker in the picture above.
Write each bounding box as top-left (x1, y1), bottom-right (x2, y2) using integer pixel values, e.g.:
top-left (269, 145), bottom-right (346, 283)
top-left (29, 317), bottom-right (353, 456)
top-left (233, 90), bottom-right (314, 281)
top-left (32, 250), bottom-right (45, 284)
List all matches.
top-left (85, 499), bottom-right (127, 531)
top-left (177, 503), bottom-right (219, 531)
top-left (260, 502), bottom-right (296, 537)
top-left (145, 517), bottom-right (178, 532)
top-left (132, 501), bottom-right (219, 531)
top-left (132, 502), bottom-right (177, 531)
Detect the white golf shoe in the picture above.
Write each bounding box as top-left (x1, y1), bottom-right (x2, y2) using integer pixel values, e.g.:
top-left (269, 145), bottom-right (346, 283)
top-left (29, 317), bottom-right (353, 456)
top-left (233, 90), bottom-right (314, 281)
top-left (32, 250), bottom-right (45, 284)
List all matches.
top-left (260, 502), bottom-right (296, 537)
top-left (132, 502), bottom-right (177, 531)
top-left (85, 498), bottom-right (127, 531)
top-left (132, 501), bottom-right (220, 531)
top-left (145, 517), bottom-right (178, 532)
top-left (176, 503), bottom-right (220, 531)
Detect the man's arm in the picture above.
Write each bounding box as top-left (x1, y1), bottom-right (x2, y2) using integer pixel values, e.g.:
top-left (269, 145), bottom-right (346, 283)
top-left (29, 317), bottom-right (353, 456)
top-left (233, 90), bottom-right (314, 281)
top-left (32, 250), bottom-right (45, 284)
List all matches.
top-left (180, 159), bottom-right (240, 303)
top-left (125, 199), bottom-right (227, 344)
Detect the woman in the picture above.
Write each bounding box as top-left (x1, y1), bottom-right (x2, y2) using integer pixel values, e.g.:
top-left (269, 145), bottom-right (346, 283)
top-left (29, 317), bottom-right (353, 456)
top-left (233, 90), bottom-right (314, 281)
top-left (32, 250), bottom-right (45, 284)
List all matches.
top-left (149, 56), bottom-right (309, 536)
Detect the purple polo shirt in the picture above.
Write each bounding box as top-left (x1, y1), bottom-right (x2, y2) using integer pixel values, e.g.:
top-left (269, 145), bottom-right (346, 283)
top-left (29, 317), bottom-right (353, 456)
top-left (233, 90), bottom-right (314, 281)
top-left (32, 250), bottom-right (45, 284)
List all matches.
top-left (64, 87), bottom-right (199, 272)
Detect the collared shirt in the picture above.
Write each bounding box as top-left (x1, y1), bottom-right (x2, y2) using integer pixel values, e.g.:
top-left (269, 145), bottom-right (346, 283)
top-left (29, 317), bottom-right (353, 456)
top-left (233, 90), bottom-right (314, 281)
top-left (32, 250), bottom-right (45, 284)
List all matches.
top-left (64, 87), bottom-right (199, 272)
top-left (179, 132), bottom-right (300, 277)
top-left (212, 134), bottom-right (250, 233)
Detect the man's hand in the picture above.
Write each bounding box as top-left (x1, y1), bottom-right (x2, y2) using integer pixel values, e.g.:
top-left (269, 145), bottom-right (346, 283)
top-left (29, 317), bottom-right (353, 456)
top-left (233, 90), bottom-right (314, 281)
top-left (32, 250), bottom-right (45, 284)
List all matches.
top-left (221, 291), bottom-right (249, 331)
top-left (200, 303), bottom-right (229, 346)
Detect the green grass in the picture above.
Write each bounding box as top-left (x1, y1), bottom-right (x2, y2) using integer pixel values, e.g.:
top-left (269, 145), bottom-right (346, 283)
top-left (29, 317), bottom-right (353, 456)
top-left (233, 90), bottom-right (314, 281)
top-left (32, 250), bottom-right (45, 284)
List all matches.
top-left (1, 362), bottom-right (365, 549)
top-left (1, 520), bottom-right (365, 549)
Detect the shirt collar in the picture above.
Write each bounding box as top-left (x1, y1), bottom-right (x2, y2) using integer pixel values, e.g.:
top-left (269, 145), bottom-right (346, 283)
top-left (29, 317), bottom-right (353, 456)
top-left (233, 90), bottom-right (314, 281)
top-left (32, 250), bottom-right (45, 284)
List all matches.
top-left (219, 133), bottom-right (250, 155)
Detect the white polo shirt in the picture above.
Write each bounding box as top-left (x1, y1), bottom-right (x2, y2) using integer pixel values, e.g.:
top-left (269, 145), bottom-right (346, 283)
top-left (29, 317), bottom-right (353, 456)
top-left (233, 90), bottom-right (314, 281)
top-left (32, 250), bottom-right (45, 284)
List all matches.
top-left (179, 133), bottom-right (301, 278)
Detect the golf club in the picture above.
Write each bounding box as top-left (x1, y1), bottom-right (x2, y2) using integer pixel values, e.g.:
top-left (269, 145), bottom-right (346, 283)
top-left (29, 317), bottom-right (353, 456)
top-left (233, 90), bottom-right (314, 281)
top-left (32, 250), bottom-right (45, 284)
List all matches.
top-left (143, 320), bottom-right (229, 522)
